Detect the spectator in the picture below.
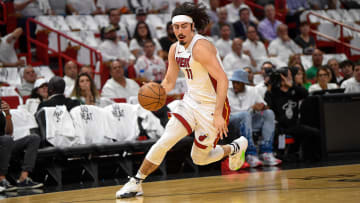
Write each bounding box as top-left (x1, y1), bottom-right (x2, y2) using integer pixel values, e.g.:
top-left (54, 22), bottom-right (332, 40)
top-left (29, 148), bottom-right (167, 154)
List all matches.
top-left (0, 100), bottom-right (43, 191)
top-left (24, 78), bottom-right (49, 114)
top-left (258, 4), bottom-right (282, 42)
top-left (134, 40), bottom-right (166, 82)
top-left (159, 22), bottom-right (177, 60)
top-left (327, 58), bottom-right (343, 84)
top-left (210, 7), bottom-right (235, 40)
top-left (98, 25), bottom-right (135, 64)
top-left (225, 0), bottom-right (258, 24)
top-left (206, 0), bottom-right (220, 23)
top-left (14, 0), bottom-right (52, 52)
top-left (227, 69), bottom-right (281, 167)
top-left (223, 38), bottom-right (254, 78)
top-left (37, 76), bottom-right (80, 112)
top-left (48, 0), bottom-right (66, 15)
top-left (308, 67), bottom-right (338, 93)
top-left (63, 61), bottom-right (78, 97)
top-left (14, 0), bottom-right (52, 16)
top-left (243, 67), bottom-right (254, 85)
top-left (79, 65), bottom-right (94, 79)
top-left (30, 78), bottom-right (48, 102)
top-left (306, 49), bottom-right (324, 82)
top-left (233, 7), bottom-right (257, 40)
top-left (268, 24), bottom-right (302, 65)
top-left (325, 65), bottom-right (337, 84)
top-left (0, 28), bottom-right (25, 67)
top-left (71, 73), bottom-right (100, 105)
top-left (309, 0), bottom-right (332, 10)
top-left (292, 63), bottom-right (312, 90)
top-left (265, 67), bottom-right (320, 161)
top-left (96, 0), bottom-right (129, 14)
top-left (286, 0), bottom-right (310, 38)
top-left (148, 0), bottom-right (170, 14)
top-left (286, 0), bottom-right (309, 15)
top-left (243, 25), bottom-right (268, 71)
top-left (341, 62), bottom-right (360, 93)
top-left (255, 61), bottom-right (274, 98)
top-left (339, 60), bottom-right (354, 85)
top-left (288, 53), bottom-right (302, 67)
top-left (67, 0), bottom-right (100, 15)
top-left (107, 8), bottom-right (130, 43)
top-left (129, 22), bottom-right (161, 58)
top-left (215, 24), bottom-right (233, 59)
top-left (101, 60), bottom-right (140, 99)
top-left (128, 7), bottom-right (158, 39)
top-left (19, 66), bottom-right (37, 96)
top-left (294, 22), bottom-right (316, 54)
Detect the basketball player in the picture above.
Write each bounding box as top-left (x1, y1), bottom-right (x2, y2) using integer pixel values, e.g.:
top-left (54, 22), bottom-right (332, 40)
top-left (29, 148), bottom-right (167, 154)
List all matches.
top-left (116, 2), bottom-right (248, 198)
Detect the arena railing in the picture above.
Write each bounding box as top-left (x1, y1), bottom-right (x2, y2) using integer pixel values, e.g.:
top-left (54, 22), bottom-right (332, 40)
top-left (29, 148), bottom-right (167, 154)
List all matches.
top-left (26, 18), bottom-right (103, 83)
top-left (0, 0), bottom-right (7, 25)
top-left (306, 11), bottom-right (360, 57)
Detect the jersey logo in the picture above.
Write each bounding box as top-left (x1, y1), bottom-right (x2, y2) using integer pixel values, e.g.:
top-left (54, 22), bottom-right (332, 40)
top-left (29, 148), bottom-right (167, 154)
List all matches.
top-left (175, 56), bottom-right (191, 68)
top-left (199, 134), bottom-right (208, 141)
top-left (175, 56), bottom-right (193, 80)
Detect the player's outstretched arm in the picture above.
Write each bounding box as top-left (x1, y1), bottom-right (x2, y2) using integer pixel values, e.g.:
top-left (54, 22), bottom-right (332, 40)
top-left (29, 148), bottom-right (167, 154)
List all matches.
top-left (161, 43), bottom-right (180, 94)
top-left (193, 39), bottom-right (229, 139)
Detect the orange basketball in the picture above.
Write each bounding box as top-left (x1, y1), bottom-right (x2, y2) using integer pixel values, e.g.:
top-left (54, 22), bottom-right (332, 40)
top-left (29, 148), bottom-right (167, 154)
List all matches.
top-left (138, 82), bottom-right (167, 111)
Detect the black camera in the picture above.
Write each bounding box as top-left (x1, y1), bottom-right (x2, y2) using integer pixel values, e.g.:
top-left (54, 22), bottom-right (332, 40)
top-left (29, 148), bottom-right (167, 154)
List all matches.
top-left (267, 67), bottom-right (288, 89)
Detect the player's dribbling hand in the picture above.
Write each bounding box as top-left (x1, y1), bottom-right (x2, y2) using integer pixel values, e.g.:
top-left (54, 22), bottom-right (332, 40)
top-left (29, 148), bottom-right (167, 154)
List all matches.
top-left (213, 113), bottom-right (228, 140)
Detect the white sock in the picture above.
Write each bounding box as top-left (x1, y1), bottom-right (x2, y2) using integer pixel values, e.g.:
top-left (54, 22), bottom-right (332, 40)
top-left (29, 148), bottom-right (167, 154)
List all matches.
top-left (135, 171), bottom-right (147, 182)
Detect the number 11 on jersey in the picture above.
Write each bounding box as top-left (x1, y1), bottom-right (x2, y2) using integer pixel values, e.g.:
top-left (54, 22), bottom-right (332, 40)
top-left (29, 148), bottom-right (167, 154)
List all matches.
top-left (185, 68), bottom-right (193, 80)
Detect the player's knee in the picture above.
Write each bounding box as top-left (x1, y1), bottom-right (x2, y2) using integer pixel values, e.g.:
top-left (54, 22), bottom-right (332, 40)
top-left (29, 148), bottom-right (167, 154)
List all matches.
top-left (191, 150), bottom-right (209, 166)
top-left (145, 142), bottom-right (170, 165)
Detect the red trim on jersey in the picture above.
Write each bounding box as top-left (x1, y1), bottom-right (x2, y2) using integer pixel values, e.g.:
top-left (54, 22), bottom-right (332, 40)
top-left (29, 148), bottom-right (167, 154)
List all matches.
top-left (167, 112), bottom-right (192, 135)
top-left (194, 138), bottom-right (207, 149)
top-left (209, 74), bottom-right (231, 148)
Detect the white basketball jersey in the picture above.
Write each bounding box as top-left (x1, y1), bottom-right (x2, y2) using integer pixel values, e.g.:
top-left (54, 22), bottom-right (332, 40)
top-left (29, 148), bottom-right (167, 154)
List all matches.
top-left (174, 34), bottom-right (225, 103)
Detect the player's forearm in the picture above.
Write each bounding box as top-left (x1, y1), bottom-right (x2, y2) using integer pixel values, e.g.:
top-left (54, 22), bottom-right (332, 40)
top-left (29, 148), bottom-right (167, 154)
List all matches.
top-left (160, 78), bottom-right (175, 94)
top-left (214, 76), bottom-right (228, 116)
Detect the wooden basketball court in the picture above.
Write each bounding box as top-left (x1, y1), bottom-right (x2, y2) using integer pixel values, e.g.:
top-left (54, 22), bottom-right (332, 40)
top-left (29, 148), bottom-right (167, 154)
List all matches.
top-left (2, 164), bottom-right (360, 203)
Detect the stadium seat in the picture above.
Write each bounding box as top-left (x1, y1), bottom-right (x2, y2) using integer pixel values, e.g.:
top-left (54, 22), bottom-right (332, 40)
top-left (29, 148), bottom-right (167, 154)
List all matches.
top-left (2, 96), bottom-right (21, 109)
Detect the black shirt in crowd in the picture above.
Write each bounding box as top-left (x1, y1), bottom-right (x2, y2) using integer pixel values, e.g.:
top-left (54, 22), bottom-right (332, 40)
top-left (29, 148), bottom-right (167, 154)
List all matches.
top-left (265, 85), bottom-right (308, 129)
top-left (294, 35), bottom-right (316, 54)
top-left (37, 94), bottom-right (80, 112)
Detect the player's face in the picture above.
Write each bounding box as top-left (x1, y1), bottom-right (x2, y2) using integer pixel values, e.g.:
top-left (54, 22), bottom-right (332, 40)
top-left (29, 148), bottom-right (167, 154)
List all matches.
top-left (173, 22), bottom-right (194, 46)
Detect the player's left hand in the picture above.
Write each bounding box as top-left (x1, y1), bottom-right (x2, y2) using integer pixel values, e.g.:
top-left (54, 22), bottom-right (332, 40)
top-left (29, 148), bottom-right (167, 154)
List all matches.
top-left (213, 113), bottom-right (228, 140)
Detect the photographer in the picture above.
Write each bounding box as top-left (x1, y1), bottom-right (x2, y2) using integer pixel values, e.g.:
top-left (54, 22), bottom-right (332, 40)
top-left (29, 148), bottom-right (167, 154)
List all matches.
top-left (265, 67), bottom-right (321, 161)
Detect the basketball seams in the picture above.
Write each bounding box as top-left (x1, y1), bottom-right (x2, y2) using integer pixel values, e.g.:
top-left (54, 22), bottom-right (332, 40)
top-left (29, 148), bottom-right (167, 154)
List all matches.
top-left (138, 82), bottom-right (167, 111)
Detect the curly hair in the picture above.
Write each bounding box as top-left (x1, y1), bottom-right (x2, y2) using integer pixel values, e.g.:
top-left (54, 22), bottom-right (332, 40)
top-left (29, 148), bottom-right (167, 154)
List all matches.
top-left (171, 2), bottom-right (209, 31)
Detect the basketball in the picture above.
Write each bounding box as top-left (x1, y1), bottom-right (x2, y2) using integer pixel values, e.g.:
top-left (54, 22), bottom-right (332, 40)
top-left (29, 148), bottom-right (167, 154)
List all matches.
top-left (138, 82), bottom-right (167, 111)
